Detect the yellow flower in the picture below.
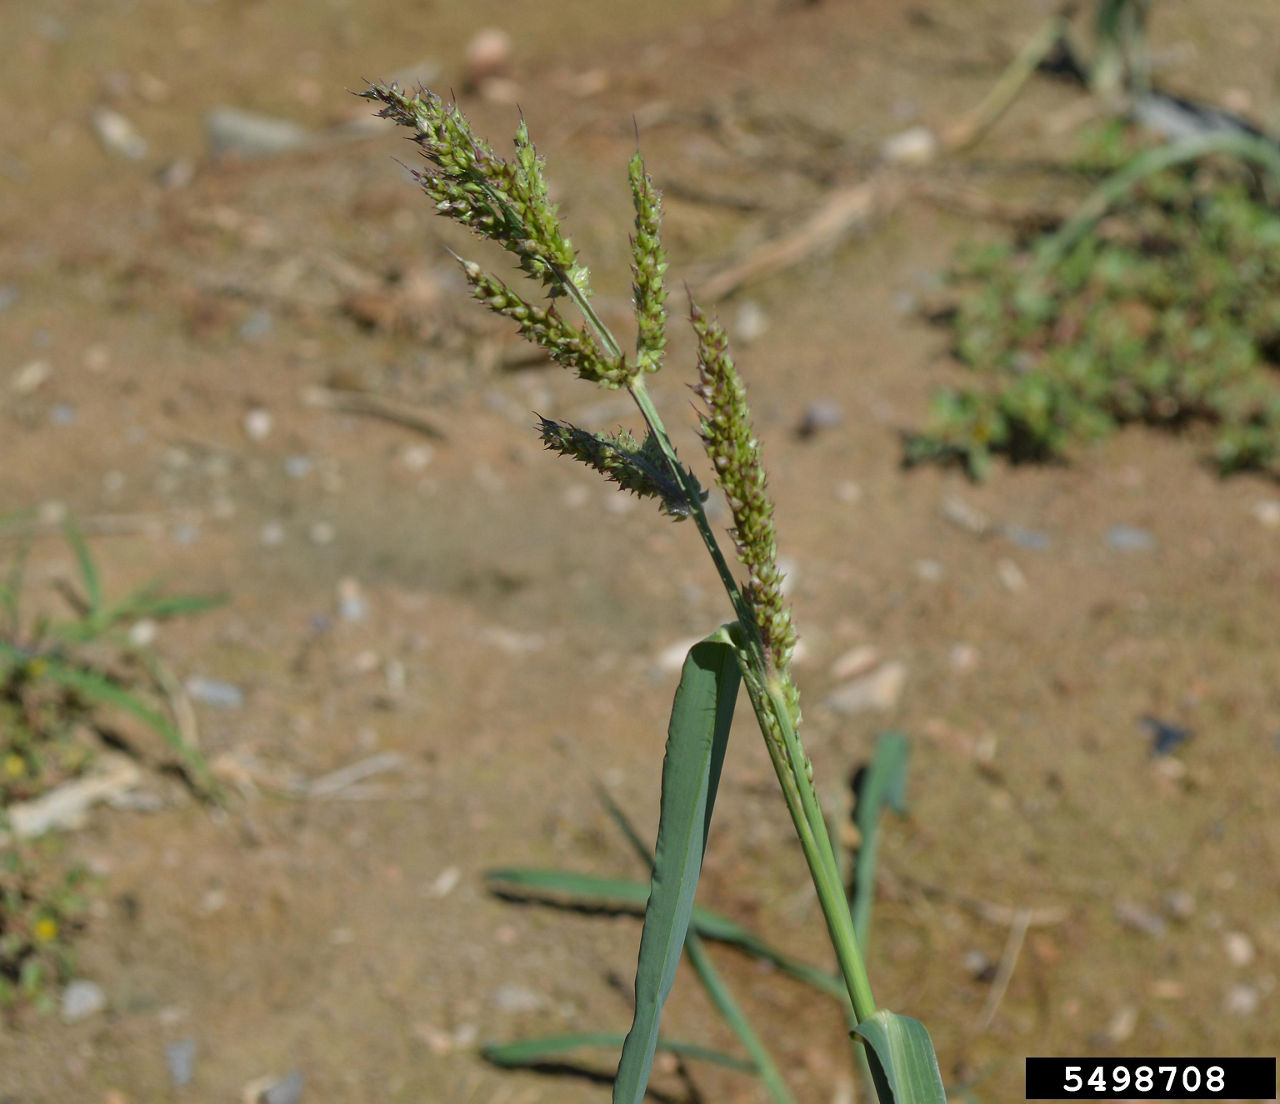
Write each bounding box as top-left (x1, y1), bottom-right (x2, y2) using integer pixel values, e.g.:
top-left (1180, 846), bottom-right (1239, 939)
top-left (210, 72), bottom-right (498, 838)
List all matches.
top-left (3, 754), bottom-right (25, 778)
top-left (34, 917), bottom-right (59, 943)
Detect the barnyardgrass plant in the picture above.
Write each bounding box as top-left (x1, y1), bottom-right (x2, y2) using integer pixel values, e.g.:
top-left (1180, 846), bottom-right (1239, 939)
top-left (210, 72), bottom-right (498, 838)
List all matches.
top-left (362, 83), bottom-right (945, 1104)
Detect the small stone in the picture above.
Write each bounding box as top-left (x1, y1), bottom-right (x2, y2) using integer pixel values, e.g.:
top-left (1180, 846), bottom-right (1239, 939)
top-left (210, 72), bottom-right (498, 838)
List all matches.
top-left (61, 979), bottom-right (107, 1023)
top-left (1250, 500), bottom-right (1280, 528)
top-left (996, 558), bottom-right (1027, 592)
top-left (1107, 524), bottom-right (1156, 551)
top-left (829, 644), bottom-right (880, 681)
top-left (427, 866), bottom-right (461, 898)
top-left (399, 444), bottom-right (435, 472)
top-left (103, 469), bottom-right (126, 495)
top-left (465, 28), bottom-right (513, 87)
top-left (1102, 1004), bottom-right (1138, 1043)
top-left (963, 949), bottom-right (995, 982)
top-left (308, 521), bottom-right (335, 546)
top-left (797, 400), bottom-right (843, 439)
top-left (1003, 525), bottom-right (1051, 550)
top-left (129, 619), bottom-right (157, 647)
top-left (185, 676), bottom-right (245, 709)
top-left (492, 984), bottom-right (545, 1014)
top-left (949, 642), bottom-right (979, 672)
top-left (238, 309), bottom-right (274, 342)
top-left (165, 1038), bottom-right (197, 1087)
top-left (1150, 978), bottom-right (1186, 1000)
top-left (823, 661), bottom-right (907, 715)
top-left (206, 107), bottom-right (313, 159)
top-left (834, 480), bottom-right (862, 504)
top-left (880, 125), bottom-right (938, 165)
top-left (941, 495), bottom-right (991, 536)
top-left (732, 300), bottom-right (769, 343)
top-left (284, 455), bottom-right (312, 479)
top-left (1162, 889), bottom-right (1196, 920)
top-left (0, 285), bottom-right (19, 311)
top-left (258, 1070), bottom-right (303, 1104)
top-left (1224, 931), bottom-right (1255, 967)
top-left (1223, 984), bottom-right (1260, 1016)
top-left (1115, 898), bottom-right (1166, 938)
top-left (259, 521), bottom-right (286, 547)
top-left (243, 408), bottom-right (272, 441)
top-left (48, 402), bottom-right (76, 426)
top-left (91, 107), bottom-right (149, 160)
top-left (336, 577), bottom-right (367, 622)
top-left (10, 359), bottom-right (52, 395)
top-left (155, 157), bottom-right (196, 189)
top-left (913, 558), bottom-right (943, 582)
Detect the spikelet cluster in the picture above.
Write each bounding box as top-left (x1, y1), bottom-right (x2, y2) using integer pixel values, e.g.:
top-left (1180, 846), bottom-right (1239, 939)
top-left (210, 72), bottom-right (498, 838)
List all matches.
top-left (459, 261), bottom-right (630, 388)
top-left (361, 83), bottom-right (590, 297)
top-left (691, 304), bottom-right (798, 678)
top-left (537, 418), bottom-right (705, 520)
top-left (628, 153), bottom-right (667, 375)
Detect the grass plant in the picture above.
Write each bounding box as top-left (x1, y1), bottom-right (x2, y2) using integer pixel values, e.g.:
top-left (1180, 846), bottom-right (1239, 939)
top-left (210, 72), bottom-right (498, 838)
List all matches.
top-left (0, 518), bottom-right (223, 1009)
top-left (362, 83), bottom-right (945, 1103)
top-left (906, 128), bottom-right (1280, 480)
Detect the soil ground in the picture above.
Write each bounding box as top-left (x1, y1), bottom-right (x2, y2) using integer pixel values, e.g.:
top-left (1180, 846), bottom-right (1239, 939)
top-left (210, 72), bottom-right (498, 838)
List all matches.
top-left (2, 2), bottom-right (1279, 1102)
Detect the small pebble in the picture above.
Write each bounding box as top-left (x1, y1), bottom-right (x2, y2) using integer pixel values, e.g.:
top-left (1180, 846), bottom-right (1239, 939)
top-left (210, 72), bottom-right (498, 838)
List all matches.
top-left (732, 300), bottom-right (769, 343)
top-left (1162, 889), bottom-right (1196, 920)
top-left (260, 1070), bottom-right (303, 1104)
top-left (829, 644), bottom-right (880, 681)
top-left (949, 642), bottom-right (979, 672)
top-left (1003, 525), bottom-right (1051, 551)
top-left (1115, 898), bottom-right (1166, 938)
top-left (91, 106), bottom-right (148, 160)
top-left (184, 676), bottom-right (245, 709)
top-left (239, 309), bottom-right (274, 342)
top-left (1107, 524), bottom-right (1156, 551)
top-left (941, 495), bottom-right (991, 536)
top-left (1224, 931), bottom-right (1255, 967)
top-left (10, 359), bottom-right (51, 395)
top-left (102, 469), bottom-right (126, 495)
top-left (260, 521), bottom-right (286, 547)
top-left (834, 480), bottom-right (862, 504)
top-left (797, 399), bottom-right (843, 438)
top-left (492, 984), bottom-right (545, 1014)
top-left (1250, 500), bottom-right (1280, 528)
top-left (0, 285), bottom-right (18, 311)
top-left (1223, 984), bottom-right (1260, 1016)
top-left (172, 522), bottom-right (199, 545)
top-left (129, 619), bottom-right (157, 647)
top-left (243, 408), bottom-right (272, 441)
top-left (284, 455), bottom-right (312, 479)
top-left (399, 444), bottom-right (435, 472)
top-left (1102, 1004), bottom-right (1138, 1043)
top-left (61, 979), bottom-right (107, 1023)
top-left (914, 558), bottom-right (943, 582)
top-left (165, 1038), bottom-right (197, 1087)
top-left (823, 661), bottom-right (907, 715)
top-left (428, 866), bottom-right (461, 898)
top-left (336, 577), bottom-right (367, 622)
top-left (465, 28), bottom-right (513, 87)
top-left (308, 521), bottom-right (335, 546)
top-left (996, 558), bottom-right (1027, 592)
top-left (880, 125), bottom-right (938, 165)
top-left (206, 107), bottom-right (313, 159)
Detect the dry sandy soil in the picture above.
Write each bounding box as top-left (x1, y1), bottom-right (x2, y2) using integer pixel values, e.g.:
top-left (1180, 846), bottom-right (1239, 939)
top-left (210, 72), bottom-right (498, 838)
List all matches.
top-left (2, 1), bottom-right (1279, 1102)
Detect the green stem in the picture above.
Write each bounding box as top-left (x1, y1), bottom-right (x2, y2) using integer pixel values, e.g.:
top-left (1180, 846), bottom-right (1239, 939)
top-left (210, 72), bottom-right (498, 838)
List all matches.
top-left (552, 258), bottom-right (875, 1025)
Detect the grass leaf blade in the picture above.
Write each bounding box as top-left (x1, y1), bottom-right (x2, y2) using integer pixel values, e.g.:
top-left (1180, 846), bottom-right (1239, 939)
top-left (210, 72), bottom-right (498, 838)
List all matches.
top-left (63, 518), bottom-right (102, 617)
top-left (613, 631), bottom-right (740, 1104)
top-left (850, 731), bottom-right (910, 948)
top-left (483, 1032), bottom-right (754, 1073)
top-left (484, 867), bottom-right (845, 998)
top-left (853, 1010), bottom-right (946, 1104)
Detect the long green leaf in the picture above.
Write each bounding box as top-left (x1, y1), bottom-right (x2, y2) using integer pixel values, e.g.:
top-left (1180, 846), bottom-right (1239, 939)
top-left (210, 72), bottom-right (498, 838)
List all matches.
top-left (595, 785), bottom-right (797, 1104)
top-left (483, 1032), bottom-right (754, 1073)
top-left (63, 518), bottom-right (102, 617)
top-left (853, 1010), bottom-right (946, 1104)
top-left (850, 732), bottom-right (910, 949)
top-left (613, 631), bottom-right (740, 1104)
top-left (485, 868), bottom-right (844, 998)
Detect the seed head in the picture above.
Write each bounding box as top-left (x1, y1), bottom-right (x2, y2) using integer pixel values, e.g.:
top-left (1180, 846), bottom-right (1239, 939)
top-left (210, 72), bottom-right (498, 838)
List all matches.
top-left (628, 152), bottom-right (668, 375)
top-left (691, 303), bottom-right (798, 674)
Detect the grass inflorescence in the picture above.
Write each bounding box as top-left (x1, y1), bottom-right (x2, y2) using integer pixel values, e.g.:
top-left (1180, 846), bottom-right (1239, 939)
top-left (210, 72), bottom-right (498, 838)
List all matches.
top-left (362, 81), bottom-right (944, 1104)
